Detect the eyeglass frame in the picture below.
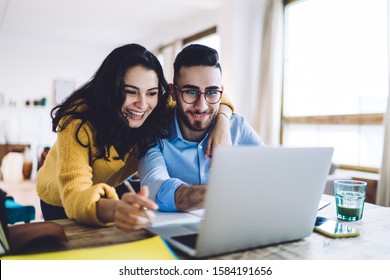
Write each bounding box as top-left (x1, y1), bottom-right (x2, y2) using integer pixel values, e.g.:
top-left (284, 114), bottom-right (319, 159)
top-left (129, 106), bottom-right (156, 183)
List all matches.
top-left (173, 84), bottom-right (223, 104)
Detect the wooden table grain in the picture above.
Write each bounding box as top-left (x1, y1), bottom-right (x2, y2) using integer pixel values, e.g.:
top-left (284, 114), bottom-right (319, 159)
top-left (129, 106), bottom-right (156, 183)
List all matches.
top-left (52, 195), bottom-right (390, 260)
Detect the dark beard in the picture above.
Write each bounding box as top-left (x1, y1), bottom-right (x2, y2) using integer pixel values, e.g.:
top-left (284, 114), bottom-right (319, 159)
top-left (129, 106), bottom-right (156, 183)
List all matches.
top-left (183, 117), bottom-right (206, 132)
top-left (177, 107), bottom-right (210, 132)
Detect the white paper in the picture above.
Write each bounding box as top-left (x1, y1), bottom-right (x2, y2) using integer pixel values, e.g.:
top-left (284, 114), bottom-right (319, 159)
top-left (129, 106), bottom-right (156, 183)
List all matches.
top-left (150, 210), bottom-right (203, 227)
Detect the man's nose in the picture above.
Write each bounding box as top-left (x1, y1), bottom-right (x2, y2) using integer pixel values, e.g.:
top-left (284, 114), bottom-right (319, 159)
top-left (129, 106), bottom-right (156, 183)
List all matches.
top-left (194, 94), bottom-right (208, 110)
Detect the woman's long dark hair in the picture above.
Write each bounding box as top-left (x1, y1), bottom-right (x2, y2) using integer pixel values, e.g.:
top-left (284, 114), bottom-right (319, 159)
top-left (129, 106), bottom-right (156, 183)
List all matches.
top-left (51, 43), bottom-right (170, 160)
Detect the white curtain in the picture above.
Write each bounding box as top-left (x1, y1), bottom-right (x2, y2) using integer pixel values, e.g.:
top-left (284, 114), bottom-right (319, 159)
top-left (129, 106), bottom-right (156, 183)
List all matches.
top-left (253, 0), bottom-right (284, 146)
top-left (159, 40), bottom-right (182, 84)
top-left (376, 3), bottom-right (390, 207)
top-left (377, 98), bottom-right (390, 207)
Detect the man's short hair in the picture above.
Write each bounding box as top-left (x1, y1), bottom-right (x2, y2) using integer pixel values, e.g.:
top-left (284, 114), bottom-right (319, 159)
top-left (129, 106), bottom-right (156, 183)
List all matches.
top-left (173, 44), bottom-right (222, 84)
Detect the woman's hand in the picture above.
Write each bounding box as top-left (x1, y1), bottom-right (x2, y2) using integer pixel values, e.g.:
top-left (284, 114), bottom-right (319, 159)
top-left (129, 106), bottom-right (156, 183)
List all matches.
top-left (205, 105), bottom-right (232, 163)
top-left (114, 186), bottom-right (158, 231)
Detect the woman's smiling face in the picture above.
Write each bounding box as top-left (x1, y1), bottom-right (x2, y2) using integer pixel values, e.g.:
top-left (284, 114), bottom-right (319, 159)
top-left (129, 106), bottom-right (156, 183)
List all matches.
top-left (121, 65), bottom-right (159, 128)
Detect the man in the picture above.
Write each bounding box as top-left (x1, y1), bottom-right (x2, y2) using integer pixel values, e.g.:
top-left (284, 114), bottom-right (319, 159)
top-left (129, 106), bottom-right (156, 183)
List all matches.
top-left (138, 44), bottom-right (265, 212)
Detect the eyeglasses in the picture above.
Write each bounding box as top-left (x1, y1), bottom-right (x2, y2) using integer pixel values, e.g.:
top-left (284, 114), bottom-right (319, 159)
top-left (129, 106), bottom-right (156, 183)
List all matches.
top-left (174, 84), bottom-right (223, 104)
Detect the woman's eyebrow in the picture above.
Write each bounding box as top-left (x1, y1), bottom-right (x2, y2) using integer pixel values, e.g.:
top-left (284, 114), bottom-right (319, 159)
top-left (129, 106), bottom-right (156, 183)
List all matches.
top-left (146, 87), bottom-right (159, 91)
top-left (124, 85), bottom-right (139, 90)
top-left (124, 85), bottom-right (159, 91)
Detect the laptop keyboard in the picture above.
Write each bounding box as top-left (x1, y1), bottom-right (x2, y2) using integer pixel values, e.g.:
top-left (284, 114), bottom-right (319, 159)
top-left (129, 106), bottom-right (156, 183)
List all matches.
top-left (171, 234), bottom-right (198, 249)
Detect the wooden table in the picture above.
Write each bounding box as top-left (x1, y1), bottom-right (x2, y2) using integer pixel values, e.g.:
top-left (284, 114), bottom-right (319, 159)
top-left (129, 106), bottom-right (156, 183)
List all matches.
top-left (49, 195), bottom-right (390, 259)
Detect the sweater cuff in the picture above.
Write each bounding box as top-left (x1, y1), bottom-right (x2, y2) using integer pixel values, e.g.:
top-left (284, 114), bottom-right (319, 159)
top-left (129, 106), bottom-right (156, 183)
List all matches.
top-left (66, 184), bottom-right (119, 227)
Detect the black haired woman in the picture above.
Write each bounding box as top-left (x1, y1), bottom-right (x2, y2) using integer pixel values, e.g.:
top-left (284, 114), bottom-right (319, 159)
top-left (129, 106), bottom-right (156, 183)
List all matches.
top-left (36, 44), bottom-right (233, 230)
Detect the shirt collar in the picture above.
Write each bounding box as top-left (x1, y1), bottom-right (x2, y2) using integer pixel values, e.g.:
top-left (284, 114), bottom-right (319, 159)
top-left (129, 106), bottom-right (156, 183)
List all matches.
top-left (169, 110), bottom-right (184, 142)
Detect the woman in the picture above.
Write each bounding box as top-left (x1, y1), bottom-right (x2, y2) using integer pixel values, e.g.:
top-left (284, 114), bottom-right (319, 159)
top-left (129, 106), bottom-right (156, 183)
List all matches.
top-left (37, 44), bottom-right (233, 230)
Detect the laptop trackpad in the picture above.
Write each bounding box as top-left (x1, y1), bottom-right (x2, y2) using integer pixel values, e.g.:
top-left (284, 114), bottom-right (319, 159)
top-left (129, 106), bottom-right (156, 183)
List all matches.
top-left (148, 222), bottom-right (200, 238)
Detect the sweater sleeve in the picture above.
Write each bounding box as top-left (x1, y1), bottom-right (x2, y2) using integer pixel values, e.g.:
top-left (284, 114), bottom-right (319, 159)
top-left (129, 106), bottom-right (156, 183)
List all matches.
top-left (220, 92), bottom-right (234, 112)
top-left (56, 119), bottom-right (118, 226)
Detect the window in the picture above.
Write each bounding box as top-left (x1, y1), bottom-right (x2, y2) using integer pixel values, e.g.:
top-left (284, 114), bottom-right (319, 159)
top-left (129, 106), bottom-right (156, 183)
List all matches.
top-left (282, 0), bottom-right (388, 172)
top-left (183, 26), bottom-right (221, 53)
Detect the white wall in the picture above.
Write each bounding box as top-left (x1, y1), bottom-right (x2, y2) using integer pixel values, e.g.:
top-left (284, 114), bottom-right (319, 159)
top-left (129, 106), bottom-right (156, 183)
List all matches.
top-left (0, 34), bottom-right (114, 178)
top-left (0, 33), bottom-right (113, 106)
top-left (0, 0), bottom-right (267, 148)
top-left (0, 9), bottom-right (220, 108)
top-left (218, 0), bottom-right (266, 122)
top-left (145, 11), bottom-right (218, 52)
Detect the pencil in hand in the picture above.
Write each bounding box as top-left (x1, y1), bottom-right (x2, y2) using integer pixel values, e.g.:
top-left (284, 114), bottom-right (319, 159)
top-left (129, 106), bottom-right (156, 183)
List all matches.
top-left (123, 180), bottom-right (153, 223)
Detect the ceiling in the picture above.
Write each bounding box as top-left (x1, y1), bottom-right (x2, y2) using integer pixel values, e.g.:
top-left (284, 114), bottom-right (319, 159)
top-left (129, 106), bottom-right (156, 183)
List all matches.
top-left (0, 0), bottom-right (225, 49)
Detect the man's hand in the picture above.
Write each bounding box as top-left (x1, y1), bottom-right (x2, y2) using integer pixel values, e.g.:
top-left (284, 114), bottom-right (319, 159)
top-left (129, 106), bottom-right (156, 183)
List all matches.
top-left (174, 184), bottom-right (207, 212)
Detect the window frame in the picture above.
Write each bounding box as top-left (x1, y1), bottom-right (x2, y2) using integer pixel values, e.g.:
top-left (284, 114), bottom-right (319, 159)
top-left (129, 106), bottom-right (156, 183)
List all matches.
top-left (182, 26), bottom-right (217, 45)
top-left (281, 0), bottom-right (385, 174)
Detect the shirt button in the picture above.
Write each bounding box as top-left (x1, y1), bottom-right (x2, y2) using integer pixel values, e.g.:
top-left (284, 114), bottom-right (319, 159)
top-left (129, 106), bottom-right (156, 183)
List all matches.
top-left (201, 172), bottom-right (205, 177)
top-left (199, 146), bottom-right (203, 150)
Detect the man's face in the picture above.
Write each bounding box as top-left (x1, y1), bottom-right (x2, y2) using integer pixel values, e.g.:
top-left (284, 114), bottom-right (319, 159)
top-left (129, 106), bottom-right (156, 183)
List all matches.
top-left (173, 66), bottom-right (223, 135)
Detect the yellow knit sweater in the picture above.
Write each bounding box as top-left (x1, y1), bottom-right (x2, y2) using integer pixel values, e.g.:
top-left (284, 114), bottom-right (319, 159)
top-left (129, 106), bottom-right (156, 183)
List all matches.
top-left (36, 96), bottom-right (233, 227)
top-left (36, 119), bottom-right (139, 226)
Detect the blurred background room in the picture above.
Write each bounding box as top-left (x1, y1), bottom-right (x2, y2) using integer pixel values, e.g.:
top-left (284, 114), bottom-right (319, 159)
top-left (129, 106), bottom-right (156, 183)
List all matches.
top-left (0, 0), bottom-right (389, 222)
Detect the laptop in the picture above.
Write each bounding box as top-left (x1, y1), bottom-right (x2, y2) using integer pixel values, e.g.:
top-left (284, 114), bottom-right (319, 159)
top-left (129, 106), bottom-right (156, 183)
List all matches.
top-left (147, 146), bottom-right (334, 258)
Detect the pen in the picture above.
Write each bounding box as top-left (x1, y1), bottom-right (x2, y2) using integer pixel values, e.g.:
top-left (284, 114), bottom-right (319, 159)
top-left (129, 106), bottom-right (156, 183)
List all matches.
top-left (123, 180), bottom-right (152, 223)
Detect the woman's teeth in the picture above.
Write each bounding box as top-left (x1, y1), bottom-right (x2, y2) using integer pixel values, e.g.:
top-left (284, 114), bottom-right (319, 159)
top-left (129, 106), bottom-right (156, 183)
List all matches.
top-left (126, 109), bottom-right (145, 118)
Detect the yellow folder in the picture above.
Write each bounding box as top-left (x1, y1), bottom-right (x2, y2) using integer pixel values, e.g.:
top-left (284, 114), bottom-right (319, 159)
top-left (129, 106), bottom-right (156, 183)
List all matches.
top-left (1, 236), bottom-right (177, 260)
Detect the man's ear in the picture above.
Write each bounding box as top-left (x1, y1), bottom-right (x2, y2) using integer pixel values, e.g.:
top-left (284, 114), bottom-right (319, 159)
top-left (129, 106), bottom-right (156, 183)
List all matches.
top-left (169, 83), bottom-right (177, 102)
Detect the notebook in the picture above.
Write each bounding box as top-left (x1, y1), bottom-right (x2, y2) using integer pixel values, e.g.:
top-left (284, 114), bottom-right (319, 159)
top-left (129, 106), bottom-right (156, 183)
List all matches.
top-left (1, 236), bottom-right (177, 260)
top-left (147, 146), bottom-right (334, 258)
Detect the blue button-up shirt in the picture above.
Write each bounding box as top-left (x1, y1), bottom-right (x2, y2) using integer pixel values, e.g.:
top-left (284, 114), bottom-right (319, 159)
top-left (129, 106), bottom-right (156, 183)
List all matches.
top-left (138, 110), bottom-right (265, 211)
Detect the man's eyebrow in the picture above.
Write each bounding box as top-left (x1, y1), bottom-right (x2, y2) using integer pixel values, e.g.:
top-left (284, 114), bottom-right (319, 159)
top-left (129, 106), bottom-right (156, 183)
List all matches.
top-left (181, 84), bottom-right (221, 90)
top-left (205, 86), bottom-right (221, 90)
top-left (181, 84), bottom-right (200, 89)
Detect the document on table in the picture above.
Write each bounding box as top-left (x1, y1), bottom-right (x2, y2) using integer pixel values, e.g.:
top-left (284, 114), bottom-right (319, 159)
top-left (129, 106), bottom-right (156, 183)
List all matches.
top-left (318, 200), bottom-right (331, 211)
top-left (151, 209), bottom-right (205, 227)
